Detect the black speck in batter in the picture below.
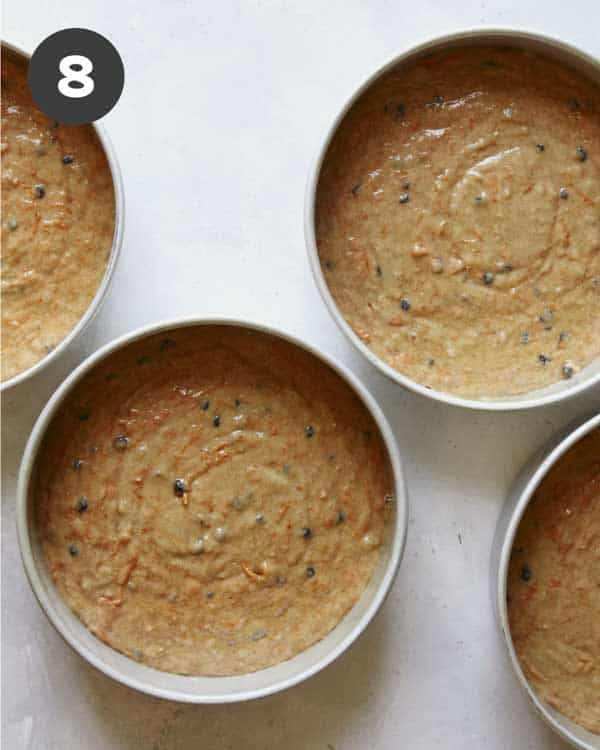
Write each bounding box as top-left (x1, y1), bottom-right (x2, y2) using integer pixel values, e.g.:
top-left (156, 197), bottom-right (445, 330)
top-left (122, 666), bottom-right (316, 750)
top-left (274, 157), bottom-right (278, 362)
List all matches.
top-left (396, 103), bottom-right (406, 119)
top-left (562, 363), bottom-right (575, 379)
top-left (113, 435), bottom-right (129, 450)
top-left (174, 478), bottom-right (187, 497)
top-left (76, 497), bottom-right (88, 513)
top-left (158, 338), bottom-right (174, 352)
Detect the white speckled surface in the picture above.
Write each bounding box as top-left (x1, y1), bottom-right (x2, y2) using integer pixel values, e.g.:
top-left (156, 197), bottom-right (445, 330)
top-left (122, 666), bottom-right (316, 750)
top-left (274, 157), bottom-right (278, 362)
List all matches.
top-left (1, 1), bottom-right (599, 748)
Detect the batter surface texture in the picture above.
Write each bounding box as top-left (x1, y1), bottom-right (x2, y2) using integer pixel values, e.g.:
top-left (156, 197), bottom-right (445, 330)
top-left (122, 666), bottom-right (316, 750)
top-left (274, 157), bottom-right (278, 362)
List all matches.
top-left (508, 427), bottom-right (600, 734)
top-left (316, 46), bottom-right (600, 397)
top-left (1, 47), bottom-right (115, 382)
top-left (35, 326), bottom-right (393, 676)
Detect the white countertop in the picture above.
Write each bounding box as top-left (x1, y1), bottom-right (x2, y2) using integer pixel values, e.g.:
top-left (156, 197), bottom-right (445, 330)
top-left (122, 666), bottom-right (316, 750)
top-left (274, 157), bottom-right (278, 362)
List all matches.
top-left (2, 1), bottom-right (599, 748)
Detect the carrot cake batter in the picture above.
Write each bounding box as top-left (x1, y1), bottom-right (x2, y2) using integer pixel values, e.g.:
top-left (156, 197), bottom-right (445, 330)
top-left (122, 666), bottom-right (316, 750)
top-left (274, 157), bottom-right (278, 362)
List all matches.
top-left (34, 325), bottom-right (393, 676)
top-left (1, 46), bottom-right (115, 382)
top-left (508, 427), bottom-right (600, 734)
top-left (316, 46), bottom-right (600, 397)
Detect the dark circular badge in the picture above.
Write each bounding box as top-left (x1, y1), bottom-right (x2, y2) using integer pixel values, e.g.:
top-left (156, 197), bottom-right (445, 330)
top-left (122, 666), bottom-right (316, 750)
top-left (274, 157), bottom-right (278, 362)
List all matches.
top-left (28, 28), bottom-right (124, 125)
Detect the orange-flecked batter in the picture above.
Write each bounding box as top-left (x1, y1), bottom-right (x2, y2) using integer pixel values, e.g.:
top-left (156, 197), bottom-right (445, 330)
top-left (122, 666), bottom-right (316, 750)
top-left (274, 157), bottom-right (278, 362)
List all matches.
top-left (1, 46), bottom-right (115, 382)
top-left (316, 46), bottom-right (600, 398)
top-left (508, 427), bottom-right (600, 734)
top-left (35, 326), bottom-right (393, 676)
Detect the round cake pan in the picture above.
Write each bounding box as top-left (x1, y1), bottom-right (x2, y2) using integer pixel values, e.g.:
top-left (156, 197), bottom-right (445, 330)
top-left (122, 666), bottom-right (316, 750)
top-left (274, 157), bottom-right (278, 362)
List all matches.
top-left (304, 28), bottom-right (600, 411)
top-left (16, 317), bottom-right (408, 703)
top-left (1, 41), bottom-right (125, 392)
top-left (491, 412), bottom-right (600, 750)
